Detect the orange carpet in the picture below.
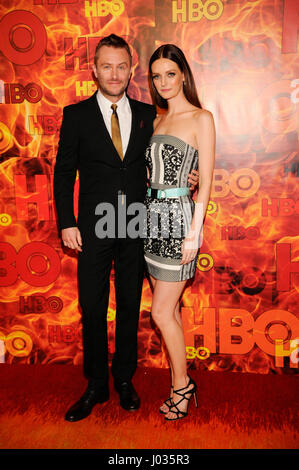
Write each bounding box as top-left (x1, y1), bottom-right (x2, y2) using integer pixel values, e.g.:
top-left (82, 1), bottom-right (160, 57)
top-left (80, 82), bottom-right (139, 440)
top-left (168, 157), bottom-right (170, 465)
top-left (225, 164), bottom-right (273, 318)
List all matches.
top-left (0, 364), bottom-right (298, 450)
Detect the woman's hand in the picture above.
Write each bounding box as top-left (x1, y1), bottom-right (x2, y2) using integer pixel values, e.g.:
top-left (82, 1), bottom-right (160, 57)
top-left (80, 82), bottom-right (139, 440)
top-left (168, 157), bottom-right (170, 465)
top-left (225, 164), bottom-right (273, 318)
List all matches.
top-left (180, 235), bottom-right (199, 265)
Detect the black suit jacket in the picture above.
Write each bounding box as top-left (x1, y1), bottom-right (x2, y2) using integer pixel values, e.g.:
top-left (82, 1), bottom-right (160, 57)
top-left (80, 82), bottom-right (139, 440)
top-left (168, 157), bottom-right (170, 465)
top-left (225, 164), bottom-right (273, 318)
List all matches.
top-left (54, 92), bottom-right (156, 232)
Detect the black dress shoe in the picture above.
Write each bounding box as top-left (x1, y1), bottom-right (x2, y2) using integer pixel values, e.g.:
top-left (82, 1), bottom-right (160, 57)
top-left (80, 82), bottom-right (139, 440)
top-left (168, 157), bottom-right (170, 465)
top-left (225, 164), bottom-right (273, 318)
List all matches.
top-left (115, 381), bottom-right (140, 411)
top-left (65, 384), bottom-right (109, 422)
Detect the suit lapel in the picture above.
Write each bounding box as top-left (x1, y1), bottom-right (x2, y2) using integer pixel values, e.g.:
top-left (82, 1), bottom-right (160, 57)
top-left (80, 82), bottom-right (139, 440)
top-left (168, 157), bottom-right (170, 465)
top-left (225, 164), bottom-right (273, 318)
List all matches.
top-left (124, 97), bottom-right (140, 161)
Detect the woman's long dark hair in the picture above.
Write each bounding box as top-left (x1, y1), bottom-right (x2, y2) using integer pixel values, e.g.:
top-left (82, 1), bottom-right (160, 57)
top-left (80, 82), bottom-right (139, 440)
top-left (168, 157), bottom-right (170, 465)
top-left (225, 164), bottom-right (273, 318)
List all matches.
top-left (149, 44), bottom-right (201, 109)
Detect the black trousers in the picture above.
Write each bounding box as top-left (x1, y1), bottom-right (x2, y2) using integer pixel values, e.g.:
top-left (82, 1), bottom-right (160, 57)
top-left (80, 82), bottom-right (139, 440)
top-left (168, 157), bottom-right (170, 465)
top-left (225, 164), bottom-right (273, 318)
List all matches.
top-left (77, 236), bottom-right (145, 388)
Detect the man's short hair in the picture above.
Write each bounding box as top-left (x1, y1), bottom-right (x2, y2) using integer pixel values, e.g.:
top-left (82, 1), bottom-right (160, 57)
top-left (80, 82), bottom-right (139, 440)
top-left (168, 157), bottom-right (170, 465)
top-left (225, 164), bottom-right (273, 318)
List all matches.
top-left (94, 34), bottom-right (132, 65)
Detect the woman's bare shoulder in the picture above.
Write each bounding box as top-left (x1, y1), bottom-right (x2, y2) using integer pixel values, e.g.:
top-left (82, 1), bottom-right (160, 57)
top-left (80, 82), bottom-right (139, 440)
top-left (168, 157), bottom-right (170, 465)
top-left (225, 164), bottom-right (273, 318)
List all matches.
top-left (193, 108), bottom-right (215, 149)
top-left (193, 108), bottom-right (214, 122)
top-left (191, 108), bottom-right (215, 135)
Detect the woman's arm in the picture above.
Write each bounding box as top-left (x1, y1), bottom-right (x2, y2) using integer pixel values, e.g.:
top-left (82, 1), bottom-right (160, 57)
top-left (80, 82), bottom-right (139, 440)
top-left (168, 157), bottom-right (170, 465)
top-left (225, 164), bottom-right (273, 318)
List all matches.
top-left (181, 110), bottom-right (216, 264)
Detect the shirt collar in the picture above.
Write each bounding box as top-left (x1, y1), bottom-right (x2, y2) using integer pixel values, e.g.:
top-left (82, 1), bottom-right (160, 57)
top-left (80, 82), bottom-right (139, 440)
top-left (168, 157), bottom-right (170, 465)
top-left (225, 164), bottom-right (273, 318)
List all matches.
top-left (96, 89), bottom-right (129, 114)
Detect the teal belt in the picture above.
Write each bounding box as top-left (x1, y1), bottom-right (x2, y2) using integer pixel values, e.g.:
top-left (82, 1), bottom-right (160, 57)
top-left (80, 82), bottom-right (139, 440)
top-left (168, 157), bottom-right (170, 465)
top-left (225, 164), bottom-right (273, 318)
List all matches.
top-left (147, 187), bottom-right (190, 199)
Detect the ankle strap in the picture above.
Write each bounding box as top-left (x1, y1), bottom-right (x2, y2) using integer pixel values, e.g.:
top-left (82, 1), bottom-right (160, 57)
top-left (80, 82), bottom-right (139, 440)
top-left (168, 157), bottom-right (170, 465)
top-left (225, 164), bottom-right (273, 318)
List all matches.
top-left (173, 377), bottom-right (192, 394)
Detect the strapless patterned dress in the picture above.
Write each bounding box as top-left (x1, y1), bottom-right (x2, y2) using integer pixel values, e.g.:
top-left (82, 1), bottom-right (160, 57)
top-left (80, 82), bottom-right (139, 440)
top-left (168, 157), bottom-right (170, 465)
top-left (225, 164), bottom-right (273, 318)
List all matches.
top-left (144, 134), bottom-right (200, 282)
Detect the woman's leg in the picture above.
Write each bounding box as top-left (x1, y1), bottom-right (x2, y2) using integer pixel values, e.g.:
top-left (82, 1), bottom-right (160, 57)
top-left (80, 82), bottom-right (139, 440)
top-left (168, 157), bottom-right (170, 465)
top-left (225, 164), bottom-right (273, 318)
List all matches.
top-left (149, 275), bottom-right (182, 387)
top-left (150, 279), bottom-right (194, 416)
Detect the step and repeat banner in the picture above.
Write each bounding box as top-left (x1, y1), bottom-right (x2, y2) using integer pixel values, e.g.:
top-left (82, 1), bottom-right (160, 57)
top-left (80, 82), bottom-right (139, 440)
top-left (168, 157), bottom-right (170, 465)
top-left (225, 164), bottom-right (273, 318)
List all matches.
top-left (0, 0), bottom-right (298, 373)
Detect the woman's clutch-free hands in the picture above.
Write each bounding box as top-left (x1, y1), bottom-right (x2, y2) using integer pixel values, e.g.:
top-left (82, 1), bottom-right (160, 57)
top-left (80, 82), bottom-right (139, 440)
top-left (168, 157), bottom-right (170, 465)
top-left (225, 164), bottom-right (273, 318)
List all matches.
top-left (180, 204), bottom-right (204, 265)
top-left (180, 233), bottom-right (200, 265)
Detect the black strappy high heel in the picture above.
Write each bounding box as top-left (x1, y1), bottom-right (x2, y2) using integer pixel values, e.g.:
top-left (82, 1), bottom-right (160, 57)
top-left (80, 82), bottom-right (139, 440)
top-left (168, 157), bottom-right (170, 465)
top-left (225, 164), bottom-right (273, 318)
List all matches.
top-left (164, 376), bottom-right (198, 421)
top-left (159, 385), bottom-right (173, 414)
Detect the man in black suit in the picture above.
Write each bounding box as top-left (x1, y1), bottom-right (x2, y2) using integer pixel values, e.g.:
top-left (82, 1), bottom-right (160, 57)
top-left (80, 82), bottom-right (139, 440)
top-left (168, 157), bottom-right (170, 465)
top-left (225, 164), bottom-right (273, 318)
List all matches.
top-left (54, 34), bottom-right (197, 422)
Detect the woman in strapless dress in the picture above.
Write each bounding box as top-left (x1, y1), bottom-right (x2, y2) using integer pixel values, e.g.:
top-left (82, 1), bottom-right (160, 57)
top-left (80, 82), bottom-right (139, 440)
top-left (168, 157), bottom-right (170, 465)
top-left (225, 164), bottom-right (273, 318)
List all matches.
top-left (144, 44), bottom-right (215, 420)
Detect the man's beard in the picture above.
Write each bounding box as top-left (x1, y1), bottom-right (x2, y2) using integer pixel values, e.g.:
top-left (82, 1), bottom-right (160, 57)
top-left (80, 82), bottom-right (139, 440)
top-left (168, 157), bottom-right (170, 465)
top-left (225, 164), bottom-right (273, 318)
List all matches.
top-left (99, 82), bottom-right (128, 98)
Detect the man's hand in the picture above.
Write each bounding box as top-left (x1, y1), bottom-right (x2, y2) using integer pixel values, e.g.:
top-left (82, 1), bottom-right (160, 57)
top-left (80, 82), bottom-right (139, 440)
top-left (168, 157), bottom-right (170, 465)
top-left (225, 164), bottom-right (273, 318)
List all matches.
top-left (187, 169), bottom-right (199, 191)
top-left (61, 227), bottom-right (82, 252)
